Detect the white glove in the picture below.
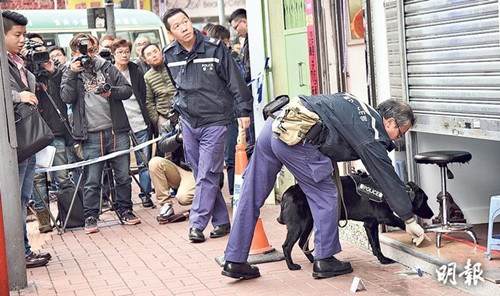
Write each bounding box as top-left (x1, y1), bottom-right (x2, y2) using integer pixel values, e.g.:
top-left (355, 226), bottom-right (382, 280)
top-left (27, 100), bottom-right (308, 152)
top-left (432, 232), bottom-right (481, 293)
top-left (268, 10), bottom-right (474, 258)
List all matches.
top-left (405, 218), bottom-right (431, 247)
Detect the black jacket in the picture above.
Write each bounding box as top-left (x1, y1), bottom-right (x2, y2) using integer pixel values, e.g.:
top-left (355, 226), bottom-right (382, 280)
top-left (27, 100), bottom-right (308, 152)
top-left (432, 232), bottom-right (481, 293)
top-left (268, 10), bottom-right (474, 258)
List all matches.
top-left (127, 62), bottom-right (151, 130)
top-left (36, 66), bottom-right (71, 137)
top-left (60, 58), bottom-right (133, 140)
top-left (301, 93), bottom-right (413, 221)
top-left (163, 29), bottom-right (253, 128)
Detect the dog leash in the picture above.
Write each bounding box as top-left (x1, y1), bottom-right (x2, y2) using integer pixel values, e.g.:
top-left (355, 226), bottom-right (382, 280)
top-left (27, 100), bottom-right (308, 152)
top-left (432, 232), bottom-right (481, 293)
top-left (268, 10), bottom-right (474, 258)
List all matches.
top-left (334, 162), bottom-right (349, 228)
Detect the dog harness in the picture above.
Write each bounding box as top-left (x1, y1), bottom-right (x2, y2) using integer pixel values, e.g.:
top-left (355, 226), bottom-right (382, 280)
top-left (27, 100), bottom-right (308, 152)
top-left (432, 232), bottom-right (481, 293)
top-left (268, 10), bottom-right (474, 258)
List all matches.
top-left (349, 170), bottom-right (416, 204)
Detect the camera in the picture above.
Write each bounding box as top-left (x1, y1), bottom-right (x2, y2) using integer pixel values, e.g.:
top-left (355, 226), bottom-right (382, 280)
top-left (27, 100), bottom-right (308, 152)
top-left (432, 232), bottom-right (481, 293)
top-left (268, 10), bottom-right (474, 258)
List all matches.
top-left (94, 83), bottom-right (111, 94)
top-left (24, 39), bottom-right (50, 75)
top-left (75, 38), bottom-right (94, 70)
top-left (99, 47), bottom-right (114, 64)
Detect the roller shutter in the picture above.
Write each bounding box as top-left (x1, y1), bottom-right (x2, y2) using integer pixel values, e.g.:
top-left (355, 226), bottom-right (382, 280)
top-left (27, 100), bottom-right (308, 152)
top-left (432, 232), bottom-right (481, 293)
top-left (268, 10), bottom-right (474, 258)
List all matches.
top-left (386, 0), bottom-right (500, 141)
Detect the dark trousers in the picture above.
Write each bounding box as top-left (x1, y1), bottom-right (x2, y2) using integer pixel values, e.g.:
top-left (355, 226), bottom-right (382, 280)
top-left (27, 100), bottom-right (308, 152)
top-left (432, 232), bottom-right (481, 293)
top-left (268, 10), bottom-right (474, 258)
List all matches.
top-left (82, 129), bottom-right (132, 218)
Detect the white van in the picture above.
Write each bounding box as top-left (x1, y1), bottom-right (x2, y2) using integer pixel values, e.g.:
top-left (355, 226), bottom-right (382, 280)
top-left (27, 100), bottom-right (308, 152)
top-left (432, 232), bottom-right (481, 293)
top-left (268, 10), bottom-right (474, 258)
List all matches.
top-left (15, 9), bottom-right (169, 59)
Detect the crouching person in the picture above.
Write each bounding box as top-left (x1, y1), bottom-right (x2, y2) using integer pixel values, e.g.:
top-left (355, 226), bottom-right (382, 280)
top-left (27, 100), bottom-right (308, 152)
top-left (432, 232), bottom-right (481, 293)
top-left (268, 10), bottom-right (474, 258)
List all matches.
top-left (149, 121), bottom-right (194, 223)
top-left (61, 33), bottom-right (139, 234)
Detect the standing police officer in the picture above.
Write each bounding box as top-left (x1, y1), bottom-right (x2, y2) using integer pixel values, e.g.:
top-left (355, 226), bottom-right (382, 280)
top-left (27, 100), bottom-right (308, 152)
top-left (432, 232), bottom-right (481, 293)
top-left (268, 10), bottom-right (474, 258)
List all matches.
top-left (162, 9), bottom-right (252, 243)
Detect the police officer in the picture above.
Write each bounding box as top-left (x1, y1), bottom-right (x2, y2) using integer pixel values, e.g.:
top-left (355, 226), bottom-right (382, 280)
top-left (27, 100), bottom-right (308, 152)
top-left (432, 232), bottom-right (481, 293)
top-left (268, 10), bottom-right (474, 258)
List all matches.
top-left (222, 94), bottom-right (430, 280)
top-left (162, 9), bottom-right (252, 243)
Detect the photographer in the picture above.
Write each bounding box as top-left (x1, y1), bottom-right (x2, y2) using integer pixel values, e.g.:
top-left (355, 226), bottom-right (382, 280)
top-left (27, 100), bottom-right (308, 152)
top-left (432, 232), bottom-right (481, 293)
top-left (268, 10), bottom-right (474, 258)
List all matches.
top-left (23, 33), bottom-right (74, 234)
top-left (60, 33), bottom-right (138, 234)
top-left (149, 116), bottom-right (194, 223)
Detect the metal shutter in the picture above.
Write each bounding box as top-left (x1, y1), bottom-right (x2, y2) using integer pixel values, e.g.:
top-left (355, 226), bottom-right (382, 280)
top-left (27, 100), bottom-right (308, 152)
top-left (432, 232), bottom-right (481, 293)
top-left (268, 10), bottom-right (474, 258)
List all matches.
top-left (388, 0), bottom-right (500, 141)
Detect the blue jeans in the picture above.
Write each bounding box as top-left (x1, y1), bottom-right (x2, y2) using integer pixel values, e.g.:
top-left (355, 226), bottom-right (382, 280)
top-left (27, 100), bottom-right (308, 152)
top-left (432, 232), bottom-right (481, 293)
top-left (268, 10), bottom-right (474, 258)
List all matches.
top-left (32, 135), bottom-right (74, 210)
top-left (133, 129), bottom-right (152, 195)
top-left (19, 155), bottom-right (36, 255)
top-left (83, 130), bottom-right (132, 218)
top-left (224, 120), bottom-right (238, 195)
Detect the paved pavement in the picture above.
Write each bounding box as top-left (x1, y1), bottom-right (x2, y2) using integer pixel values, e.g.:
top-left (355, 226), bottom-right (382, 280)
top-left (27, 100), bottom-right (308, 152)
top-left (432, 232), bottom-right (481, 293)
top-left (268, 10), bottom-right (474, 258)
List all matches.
top-left (10, 186), bottom-right (471, 296)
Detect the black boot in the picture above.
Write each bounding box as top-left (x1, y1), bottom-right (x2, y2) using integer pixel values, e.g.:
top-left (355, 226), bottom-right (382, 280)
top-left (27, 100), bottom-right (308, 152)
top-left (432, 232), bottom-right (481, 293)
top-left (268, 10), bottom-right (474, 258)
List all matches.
top-left (312, 256), bottom-right (353, 279)
top-left (221, 261), bottom-right (260, 280)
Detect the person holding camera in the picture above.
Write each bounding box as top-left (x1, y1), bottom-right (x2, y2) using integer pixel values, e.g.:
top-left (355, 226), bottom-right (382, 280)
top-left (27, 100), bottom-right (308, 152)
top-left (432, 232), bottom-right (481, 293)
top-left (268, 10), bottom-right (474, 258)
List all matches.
top-left (111, 38), bottom-right (154, 208)
top-left (23, 33), bottom-right (75, 234)
top-left (61, 33), bottom-right (139, 234)
top-left (3, 10), bottom-right (51, 268)
top-left (149, 117), bottom-right (195, 223)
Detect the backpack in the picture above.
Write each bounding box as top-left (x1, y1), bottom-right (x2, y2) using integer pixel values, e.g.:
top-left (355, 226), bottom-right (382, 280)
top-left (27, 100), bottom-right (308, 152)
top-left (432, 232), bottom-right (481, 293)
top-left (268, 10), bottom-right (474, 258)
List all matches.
top-left (57, 186), bottom-right (85, 229)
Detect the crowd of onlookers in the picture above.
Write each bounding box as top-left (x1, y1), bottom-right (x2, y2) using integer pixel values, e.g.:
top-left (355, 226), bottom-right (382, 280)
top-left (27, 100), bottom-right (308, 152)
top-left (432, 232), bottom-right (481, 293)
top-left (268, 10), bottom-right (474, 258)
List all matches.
top-left (4, 6), bottom-right (429, 283)
top-left (3, 7), bottom-right (252, 269)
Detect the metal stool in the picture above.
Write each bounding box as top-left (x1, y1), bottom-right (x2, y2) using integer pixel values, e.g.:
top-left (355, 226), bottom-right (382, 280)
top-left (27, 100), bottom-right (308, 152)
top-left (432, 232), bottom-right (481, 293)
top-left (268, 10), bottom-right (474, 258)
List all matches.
top-left (486, 195), bottom-right (500, 260)
top-left (414, 151), bottom-right (477, 248)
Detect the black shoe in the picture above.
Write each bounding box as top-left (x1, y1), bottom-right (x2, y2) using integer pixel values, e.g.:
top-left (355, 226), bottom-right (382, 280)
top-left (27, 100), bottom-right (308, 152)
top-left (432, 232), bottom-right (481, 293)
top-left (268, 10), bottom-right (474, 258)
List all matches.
top-left (221, 261), bottom-right (260, 280)
top-left (30, 251), bottom-right (52, 261)
top-left (210, 223), bottom-right (231, 238)
top-left (139, 193), bottom-right (155, 208)
top-left (26, 252), bottom-right (48, 268)
top-left (189, 227), bottom-right (205, 242)
top-left (312, 256), bottom-right (353, 279)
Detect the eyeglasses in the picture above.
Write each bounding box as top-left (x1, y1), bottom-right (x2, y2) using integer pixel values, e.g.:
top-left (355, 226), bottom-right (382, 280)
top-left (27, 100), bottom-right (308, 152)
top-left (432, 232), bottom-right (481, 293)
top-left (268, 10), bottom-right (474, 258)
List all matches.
top-left (115, 50), bottom-right (131, 56)
top-left (232, 19), bottom-right (243, 31)
top-left (135, 41), bottom-right (149, 47)
top-left (395, 121), bottom-right (404, 139)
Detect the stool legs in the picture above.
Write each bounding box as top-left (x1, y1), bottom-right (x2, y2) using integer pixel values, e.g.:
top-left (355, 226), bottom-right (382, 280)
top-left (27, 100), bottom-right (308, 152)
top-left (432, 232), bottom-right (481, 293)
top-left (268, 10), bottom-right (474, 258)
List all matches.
top-left (440, 166), bottom-right (448, 225)
top-left (425, 165), bottom-right (476, 248)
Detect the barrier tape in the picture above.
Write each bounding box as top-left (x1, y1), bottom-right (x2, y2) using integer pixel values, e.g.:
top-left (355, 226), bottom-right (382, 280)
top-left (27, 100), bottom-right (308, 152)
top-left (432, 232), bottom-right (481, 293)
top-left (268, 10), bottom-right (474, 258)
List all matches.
top-left (35, 136), bottom-right (162, 173)
top-left (247, 57), bottom-right (270, 104)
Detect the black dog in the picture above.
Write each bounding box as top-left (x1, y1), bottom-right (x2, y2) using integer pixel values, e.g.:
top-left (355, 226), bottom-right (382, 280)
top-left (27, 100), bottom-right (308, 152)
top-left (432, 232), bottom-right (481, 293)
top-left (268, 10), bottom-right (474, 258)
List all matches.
top-left (276, 176), bottom-right (434, 270)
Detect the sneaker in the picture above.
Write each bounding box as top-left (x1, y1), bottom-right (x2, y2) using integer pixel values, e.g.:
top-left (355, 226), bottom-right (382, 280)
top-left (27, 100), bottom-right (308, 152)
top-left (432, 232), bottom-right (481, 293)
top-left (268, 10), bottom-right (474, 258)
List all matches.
top-left (84, 217), bottom-right (99, 234)
top-left (157, 204), bottom-right (174, 223)
top-left (139, 193), bottom-right (155, 208)
top-left (120, 210), bottom-right (141, 225)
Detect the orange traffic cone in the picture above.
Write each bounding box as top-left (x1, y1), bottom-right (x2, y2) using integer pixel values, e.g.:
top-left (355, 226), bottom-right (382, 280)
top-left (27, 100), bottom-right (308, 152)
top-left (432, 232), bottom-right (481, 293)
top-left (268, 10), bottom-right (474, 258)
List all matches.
top-left (232, 144), bottom-right (248, 217)
top-left (250, 218), bottom-right (274, 254)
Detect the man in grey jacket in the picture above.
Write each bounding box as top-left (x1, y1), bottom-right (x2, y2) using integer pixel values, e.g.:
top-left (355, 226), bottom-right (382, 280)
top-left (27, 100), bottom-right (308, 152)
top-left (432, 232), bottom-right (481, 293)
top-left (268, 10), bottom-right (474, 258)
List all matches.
top-left (61, 33), bottom-right (138, 234)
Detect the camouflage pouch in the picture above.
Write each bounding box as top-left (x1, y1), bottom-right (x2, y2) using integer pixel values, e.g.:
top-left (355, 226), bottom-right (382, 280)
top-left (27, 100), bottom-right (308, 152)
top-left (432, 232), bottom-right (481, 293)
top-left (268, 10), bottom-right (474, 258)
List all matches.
top-left (272, 97), bottom-right (319, 146)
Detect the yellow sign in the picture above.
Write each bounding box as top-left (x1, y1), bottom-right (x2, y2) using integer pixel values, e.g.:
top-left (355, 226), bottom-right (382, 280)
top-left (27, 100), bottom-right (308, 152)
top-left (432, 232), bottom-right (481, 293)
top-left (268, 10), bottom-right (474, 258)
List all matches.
top-left (67, 0), bottom-right (151, 11)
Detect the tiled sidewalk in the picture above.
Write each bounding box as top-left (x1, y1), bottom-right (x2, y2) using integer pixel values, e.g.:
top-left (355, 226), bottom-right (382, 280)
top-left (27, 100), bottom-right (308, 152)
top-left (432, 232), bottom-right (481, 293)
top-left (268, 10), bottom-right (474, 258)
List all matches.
top-left (10, 193), bottom-right (471, 296)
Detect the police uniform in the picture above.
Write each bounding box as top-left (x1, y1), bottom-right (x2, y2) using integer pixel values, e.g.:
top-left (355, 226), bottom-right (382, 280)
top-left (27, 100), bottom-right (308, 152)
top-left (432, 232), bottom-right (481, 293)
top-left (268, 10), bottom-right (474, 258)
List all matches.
top-left (224, 93), bottom-right (414, 263)
top-left (163, 29), bottom-right (253, 232)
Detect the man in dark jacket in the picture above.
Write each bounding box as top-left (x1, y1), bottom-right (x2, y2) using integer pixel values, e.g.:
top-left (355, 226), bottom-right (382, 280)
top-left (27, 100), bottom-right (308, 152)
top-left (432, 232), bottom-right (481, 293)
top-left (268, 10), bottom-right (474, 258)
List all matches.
top-left (61, 33), bottom-right (138, 234)
top-left (3, 9), bottom-right (51, 268)
top-left (111, 38), bottom-right (154, 208)
top-left (24, 34), bottom-right (74, 234)
top-left (162, 8), bottom-right (253, 243)
top-left (222, 93), bottom-right (430, 280)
